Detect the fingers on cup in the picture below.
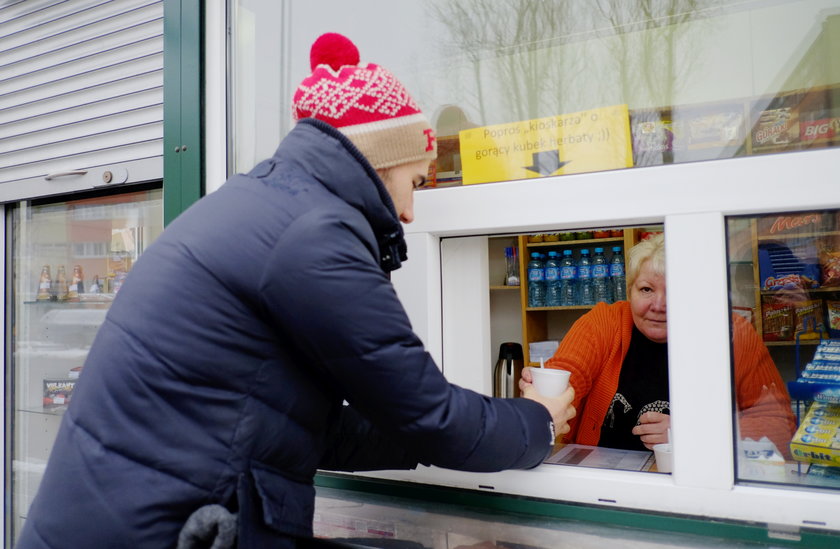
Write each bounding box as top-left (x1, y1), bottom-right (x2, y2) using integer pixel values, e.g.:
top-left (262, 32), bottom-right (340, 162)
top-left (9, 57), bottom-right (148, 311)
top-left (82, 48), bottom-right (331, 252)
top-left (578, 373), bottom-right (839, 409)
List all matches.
top-left (530, 368), bottom-right (571, 397)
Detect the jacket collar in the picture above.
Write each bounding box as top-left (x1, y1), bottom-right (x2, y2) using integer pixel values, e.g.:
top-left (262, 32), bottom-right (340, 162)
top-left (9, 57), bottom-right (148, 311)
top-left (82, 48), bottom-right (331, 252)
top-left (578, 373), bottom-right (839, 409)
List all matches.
top-left (273, 119), bottom-right (407, 272)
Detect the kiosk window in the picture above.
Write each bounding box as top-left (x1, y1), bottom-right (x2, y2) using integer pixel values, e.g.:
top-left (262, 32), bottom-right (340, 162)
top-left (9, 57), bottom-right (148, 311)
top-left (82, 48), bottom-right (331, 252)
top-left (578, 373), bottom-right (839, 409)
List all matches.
top-left (487, 226), bottom-right (668, 472)
top-left (726, 210), bottom-right (840, 490)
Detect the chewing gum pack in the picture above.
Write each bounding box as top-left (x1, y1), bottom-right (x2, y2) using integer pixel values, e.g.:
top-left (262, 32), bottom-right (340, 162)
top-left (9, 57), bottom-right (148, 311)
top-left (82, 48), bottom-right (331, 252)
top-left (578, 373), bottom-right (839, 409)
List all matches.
top-left (790, 402), bottom-right (840, 466)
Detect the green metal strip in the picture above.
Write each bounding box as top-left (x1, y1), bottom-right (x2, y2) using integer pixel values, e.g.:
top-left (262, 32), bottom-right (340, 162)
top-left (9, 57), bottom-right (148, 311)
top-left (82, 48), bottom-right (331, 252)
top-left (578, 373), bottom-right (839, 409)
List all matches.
top-left (162, 0), bottom-right (182, 226)
top-left (163, 0), bottom-right (204, 226)
top-left (177, 0), bottom-right (204, 212)
top-left (315, 473), bottom-right (839, 548)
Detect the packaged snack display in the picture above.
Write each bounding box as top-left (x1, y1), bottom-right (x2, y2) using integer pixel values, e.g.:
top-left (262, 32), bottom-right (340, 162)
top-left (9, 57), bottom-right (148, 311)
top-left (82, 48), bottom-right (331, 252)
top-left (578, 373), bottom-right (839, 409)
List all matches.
top-left (430, 135), bottom-right (462, 187)
top-left (762, 302), bottom-right (794, 341)
top-left (828, 301), bottom-right (840, 338)
top-left (791, 340), bottom-right (840, 408)
top-left (751, 102), bottom-right (800, 154)
top-left (790, 402), bottom-right (840, 467)
top-left (820, 248), bottom-right (840, 288)
top-left (43, 378), bottom-right (76, 410)
top-left (629, 109), bottom-right (677, 167)
top-left (797, 86), bottom-right (839, 149)
top-left (672, 101), bottom-right (746, 162)
top-left (794, 299), bottom-right (828, 340)
top-left (758, 241), bottom-right (820, 290)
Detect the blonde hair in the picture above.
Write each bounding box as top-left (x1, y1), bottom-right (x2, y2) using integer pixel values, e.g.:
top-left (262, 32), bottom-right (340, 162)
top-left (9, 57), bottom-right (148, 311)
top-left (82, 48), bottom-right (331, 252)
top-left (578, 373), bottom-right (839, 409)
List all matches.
top-left (627, 232), bottom-right (665, 288)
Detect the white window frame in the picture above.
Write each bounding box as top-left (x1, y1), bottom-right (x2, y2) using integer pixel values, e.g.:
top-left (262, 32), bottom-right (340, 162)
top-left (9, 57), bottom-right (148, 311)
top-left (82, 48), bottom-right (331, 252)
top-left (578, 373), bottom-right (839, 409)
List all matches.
top-left (383, 147), bottom-right (840, 533)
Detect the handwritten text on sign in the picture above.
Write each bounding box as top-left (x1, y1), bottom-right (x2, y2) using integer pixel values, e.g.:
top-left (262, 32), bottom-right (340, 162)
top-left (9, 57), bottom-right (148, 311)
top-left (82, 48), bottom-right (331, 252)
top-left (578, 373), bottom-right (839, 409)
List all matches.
top-left (459, 105), bottom-right (633, 185)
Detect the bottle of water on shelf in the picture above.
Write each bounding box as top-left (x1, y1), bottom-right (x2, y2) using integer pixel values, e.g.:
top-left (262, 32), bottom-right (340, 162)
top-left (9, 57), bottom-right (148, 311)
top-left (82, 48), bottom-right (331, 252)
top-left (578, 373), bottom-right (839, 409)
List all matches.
top-left (544, 251), bottom-right (561, 307)
top-left (577, 248), bottom-right (594, 306)
top-left (527, 252), bottom-right (546, 308)
top-left (610, 246), bottom-right (627, 302)
top-left (559, 249), bottom-right (577, 307)
top-left (592, 247), bottom-right (611, 304)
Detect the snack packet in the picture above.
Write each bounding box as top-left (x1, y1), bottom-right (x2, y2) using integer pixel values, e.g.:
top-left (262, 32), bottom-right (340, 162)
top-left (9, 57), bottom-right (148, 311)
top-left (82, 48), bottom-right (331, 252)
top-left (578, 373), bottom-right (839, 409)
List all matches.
top-left (827, 300), bottom-right (840, 338)
top-left (820, 249), bottom-right (840, 288)
top-left (762, 302), bottom-right (793, 341)
top-left (794, 299), bottom-right (827, 340)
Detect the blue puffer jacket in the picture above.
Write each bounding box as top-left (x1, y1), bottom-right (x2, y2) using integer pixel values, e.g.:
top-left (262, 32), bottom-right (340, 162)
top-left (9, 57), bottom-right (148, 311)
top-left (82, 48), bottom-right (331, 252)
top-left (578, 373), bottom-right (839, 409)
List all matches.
top-left (16, 119), bottom-right (552, 549)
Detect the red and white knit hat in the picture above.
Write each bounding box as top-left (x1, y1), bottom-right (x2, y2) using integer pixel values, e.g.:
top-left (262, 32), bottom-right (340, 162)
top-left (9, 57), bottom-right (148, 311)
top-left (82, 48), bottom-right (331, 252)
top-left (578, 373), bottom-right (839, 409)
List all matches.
top-left (292, 33), bottom-right (437, 170)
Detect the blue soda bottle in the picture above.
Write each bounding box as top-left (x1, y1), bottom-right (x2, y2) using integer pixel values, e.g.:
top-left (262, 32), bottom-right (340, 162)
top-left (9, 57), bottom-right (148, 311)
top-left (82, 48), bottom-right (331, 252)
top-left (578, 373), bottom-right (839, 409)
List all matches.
top-left (610, 246), bottom-right (627, 301)
top-left (544, 251), bottom-right (561, 307)
top-left (559, 249), bottom-right (577, 307)
top-left (577, 248), bottom-right (594, 306)
top-left (527, 252), bottom-right (545, 307)
top-left (592, 247), bottom-right (611, 304)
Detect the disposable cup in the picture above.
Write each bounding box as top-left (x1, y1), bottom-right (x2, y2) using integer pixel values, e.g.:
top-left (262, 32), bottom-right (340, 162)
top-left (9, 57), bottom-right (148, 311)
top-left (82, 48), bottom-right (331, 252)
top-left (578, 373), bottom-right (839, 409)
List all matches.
top-left (653, 443), bottom-right (673, 473)
top-left (530, 368), bottom-right (571, 397)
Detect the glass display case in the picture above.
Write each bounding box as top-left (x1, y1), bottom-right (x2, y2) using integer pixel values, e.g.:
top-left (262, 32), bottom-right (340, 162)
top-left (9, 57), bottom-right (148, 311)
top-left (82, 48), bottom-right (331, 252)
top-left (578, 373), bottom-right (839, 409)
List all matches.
top-left (726, 208), bottom-right (840, 490)
top-left (7, 186), bottom-right (163, 539)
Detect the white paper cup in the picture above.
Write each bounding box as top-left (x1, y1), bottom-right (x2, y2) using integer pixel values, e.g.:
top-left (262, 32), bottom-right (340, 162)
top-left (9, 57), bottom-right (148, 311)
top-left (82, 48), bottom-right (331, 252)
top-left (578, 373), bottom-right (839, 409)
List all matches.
top-left (653, 443), bottom-right (673, 473)
top-left (530, 368), bottom-right (571, 397)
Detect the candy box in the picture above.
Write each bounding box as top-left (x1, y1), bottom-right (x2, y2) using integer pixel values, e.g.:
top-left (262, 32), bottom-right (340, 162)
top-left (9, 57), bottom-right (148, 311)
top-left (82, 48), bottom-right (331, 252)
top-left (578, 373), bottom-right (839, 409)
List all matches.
top-left (762, 302), bottom-right (793, 341)
top-left (758, 241), bottom-right (820, 290)
top-left (793, 299), bottom-right (828, 340)
top-left (790, 403), bottom-right (840, 466)
top-left (751, 104), bottom-right (800, 153)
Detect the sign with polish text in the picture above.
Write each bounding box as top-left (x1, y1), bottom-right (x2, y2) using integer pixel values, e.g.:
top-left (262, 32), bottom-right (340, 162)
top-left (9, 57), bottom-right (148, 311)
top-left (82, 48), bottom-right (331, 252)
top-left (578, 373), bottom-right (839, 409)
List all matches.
top-left (459, 105), bottom-right (633, 185)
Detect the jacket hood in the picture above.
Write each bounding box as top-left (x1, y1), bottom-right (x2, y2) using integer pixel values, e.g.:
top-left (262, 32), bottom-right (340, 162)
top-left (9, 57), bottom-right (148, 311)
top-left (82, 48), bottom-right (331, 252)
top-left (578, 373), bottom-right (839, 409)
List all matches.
top-left (273, 118), bottom-right (407, 271)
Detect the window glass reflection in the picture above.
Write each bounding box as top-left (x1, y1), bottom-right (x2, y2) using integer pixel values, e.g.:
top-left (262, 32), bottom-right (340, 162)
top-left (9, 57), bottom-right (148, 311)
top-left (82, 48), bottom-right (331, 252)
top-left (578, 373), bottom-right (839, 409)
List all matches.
top-left (727, 210), bottom-right (840, 489)
top-left (230, 0), bottom-right (840, 185)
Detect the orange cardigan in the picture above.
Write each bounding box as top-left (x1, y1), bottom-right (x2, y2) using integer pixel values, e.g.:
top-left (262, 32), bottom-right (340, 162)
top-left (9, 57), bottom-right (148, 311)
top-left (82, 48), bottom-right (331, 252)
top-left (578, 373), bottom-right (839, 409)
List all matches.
top-left (546, 301), bottom-right (796, 456)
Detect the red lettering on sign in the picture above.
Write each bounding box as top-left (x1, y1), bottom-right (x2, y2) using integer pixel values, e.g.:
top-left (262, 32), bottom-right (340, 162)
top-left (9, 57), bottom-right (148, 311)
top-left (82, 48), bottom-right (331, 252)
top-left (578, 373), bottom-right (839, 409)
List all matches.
top-left (424, 128), bottom-right (436, 152)
top-left (768, 213), bottom-right (821, 234)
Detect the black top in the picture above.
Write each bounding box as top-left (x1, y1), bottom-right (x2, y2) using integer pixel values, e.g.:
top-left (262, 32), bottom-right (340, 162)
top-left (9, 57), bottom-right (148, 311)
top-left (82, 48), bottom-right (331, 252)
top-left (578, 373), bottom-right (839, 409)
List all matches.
top-left (599, 326), bottom-right (670, 451)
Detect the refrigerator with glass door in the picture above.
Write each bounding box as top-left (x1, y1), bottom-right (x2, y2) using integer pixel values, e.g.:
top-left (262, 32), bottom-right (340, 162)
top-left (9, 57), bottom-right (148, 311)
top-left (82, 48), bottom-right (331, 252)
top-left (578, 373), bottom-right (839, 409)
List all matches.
top-left (7, 184), bottom-right (163, 542)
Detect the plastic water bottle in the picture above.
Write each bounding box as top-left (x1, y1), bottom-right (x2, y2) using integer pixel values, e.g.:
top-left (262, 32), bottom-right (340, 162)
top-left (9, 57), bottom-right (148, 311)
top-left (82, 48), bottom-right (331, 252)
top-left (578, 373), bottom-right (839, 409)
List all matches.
top-left (592, 247), bottom-right (611, 304)
top-left (527, 252), bottom-right (546, 307)
top-left (559, 249), bottom-right (577, 307)
top-left (544, 251), bottom-right (561, 307)
top-left (577, 248), bottom-right (594, 306)
top-left (610, 246), bottom-right (627, 302)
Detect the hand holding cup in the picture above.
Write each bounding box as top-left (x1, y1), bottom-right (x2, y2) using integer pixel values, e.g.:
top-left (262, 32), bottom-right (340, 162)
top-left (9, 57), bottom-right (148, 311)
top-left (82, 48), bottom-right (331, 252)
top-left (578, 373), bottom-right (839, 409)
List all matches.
top-left (520, 367), bottom-right (575, 436)
top-left (530, 367), bottom-right (571, 396)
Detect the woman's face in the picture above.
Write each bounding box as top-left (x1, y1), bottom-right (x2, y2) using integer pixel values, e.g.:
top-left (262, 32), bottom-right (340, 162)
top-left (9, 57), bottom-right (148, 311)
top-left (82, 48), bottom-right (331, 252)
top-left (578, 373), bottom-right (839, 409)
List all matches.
top-left (629, 259), bottom-right (667, 343)
top-left (379, 159), bottom-right (431, 224)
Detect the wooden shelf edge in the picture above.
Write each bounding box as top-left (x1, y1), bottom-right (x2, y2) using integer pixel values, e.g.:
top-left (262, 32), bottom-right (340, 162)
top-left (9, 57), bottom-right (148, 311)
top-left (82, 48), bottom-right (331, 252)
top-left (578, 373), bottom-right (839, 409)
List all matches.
top-left (757, 230), bottom-right (840, 241)
top-left (526, 237), bottom-right (624, 247)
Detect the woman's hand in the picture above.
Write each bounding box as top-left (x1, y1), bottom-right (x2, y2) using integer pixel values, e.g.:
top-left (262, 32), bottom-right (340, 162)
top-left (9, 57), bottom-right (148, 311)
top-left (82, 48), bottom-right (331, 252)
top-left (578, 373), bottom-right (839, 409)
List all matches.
top-left (519, 367), bottom-right (576, 436)
top-left (632, 412), bottom-right (671, 450)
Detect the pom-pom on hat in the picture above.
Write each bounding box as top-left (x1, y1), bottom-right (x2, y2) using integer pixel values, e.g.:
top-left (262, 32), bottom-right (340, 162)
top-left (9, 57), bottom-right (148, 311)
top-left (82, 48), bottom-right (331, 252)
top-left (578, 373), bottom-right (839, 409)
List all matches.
top-left (292, 33), bottom-right (437, 170)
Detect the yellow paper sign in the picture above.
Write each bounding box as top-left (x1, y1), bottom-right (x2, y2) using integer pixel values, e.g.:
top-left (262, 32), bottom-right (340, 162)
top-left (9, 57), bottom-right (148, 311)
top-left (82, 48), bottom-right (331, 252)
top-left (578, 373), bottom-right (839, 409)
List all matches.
top-left (459, 105), bottom-right (633, 185)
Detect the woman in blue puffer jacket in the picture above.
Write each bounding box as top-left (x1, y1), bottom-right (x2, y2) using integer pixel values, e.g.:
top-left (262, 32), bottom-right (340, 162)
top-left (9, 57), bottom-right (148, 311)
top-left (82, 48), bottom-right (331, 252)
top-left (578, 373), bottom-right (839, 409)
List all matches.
top-left (16, 33), bottom-right (575, 549)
